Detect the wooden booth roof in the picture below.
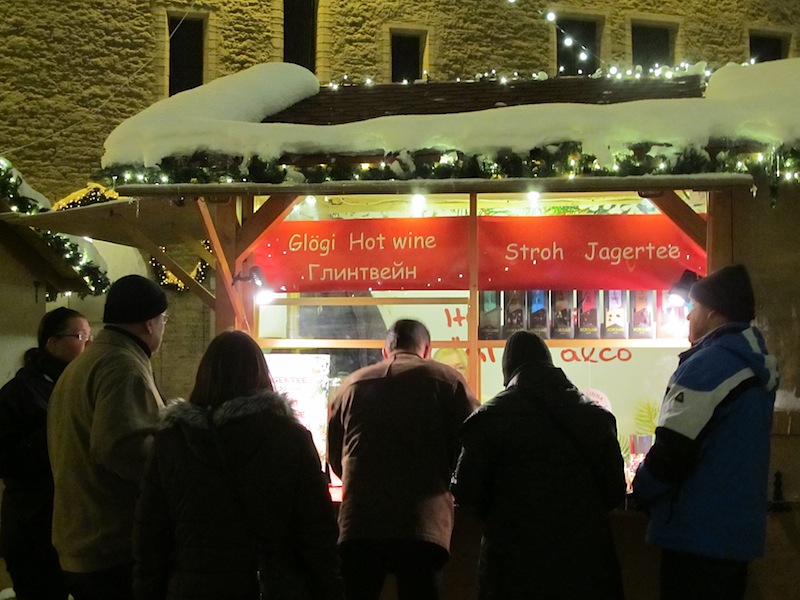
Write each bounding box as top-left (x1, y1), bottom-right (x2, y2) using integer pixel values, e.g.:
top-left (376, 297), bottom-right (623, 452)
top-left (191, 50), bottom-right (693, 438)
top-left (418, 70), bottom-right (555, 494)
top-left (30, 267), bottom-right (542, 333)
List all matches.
top-left (265, 75), bottom-right (705, 126)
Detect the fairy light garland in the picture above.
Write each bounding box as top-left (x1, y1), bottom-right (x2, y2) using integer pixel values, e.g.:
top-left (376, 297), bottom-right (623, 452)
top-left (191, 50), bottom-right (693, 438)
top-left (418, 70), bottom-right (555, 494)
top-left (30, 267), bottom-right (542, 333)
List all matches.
top-left (100, 142), bottom-right (799, 194)
top-left (52, 182), bottom-right (212, 292)
top-left (149, 240), bottom-right (212, 291)
top-left (0, 162), bottom-right (111, 298)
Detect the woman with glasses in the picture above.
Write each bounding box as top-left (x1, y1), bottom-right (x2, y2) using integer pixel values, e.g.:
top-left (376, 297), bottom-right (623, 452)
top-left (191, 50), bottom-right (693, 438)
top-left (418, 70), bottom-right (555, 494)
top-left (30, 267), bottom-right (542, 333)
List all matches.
top-left (0, 307), bottom-right (91, 600)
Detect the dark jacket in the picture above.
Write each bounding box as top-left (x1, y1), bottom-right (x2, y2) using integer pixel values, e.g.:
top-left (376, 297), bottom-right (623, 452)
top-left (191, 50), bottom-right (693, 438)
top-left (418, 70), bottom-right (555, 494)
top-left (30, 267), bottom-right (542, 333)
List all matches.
top-left (451, 362), bottom-right (626, 600)
top-left (633, 323), bottom-right (778, 561)
top-left (133, 392), bottom-right (342, 600)
top-left (0, 350), bottom-right (64, 557)
top-left (327, 351), bottom-right (477, 551)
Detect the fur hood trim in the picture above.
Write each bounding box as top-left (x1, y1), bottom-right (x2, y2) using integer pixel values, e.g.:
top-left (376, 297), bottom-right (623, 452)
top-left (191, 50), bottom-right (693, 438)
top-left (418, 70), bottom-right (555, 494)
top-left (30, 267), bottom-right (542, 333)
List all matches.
top-left (160, 391), bottom-right (296, 430)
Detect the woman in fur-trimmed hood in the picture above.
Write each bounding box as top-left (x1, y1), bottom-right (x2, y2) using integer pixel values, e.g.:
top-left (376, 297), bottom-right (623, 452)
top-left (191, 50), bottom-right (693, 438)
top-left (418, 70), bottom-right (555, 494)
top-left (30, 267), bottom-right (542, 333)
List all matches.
top-left (133, 331), bottom-right (342, 600)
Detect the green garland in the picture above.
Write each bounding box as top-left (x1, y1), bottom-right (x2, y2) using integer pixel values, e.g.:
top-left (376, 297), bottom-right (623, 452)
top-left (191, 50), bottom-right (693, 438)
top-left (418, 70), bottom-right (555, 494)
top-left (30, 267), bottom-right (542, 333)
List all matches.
top-left (0, 158), bottom-right (111, 298)
top-left (98, 141), bottom-right (792, 188)
top-left (0, 157), bottom-right (42, 214)
top-left (149, 240), bottom-right (212, 292)
top-left (51, 181), bottom-right (212, 293)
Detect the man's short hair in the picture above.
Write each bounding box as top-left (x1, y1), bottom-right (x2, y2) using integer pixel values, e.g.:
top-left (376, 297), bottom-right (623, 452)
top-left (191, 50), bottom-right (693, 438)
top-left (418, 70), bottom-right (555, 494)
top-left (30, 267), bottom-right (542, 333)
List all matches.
top-left (386, 319), bottom-right (431, 353)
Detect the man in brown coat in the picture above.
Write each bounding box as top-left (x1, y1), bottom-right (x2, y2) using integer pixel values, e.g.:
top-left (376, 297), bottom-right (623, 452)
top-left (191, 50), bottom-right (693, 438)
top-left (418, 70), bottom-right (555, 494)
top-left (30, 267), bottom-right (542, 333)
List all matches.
top-left (327, 319), bottom-right (477, 600)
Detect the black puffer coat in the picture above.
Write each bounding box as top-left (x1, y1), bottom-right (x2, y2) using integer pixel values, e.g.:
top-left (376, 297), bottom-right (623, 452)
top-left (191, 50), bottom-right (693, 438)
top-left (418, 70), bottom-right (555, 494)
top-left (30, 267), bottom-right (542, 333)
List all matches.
top-left (133, 392), bottom-right (342, 600)
top-left (451, 362), bottom-right (626, 600)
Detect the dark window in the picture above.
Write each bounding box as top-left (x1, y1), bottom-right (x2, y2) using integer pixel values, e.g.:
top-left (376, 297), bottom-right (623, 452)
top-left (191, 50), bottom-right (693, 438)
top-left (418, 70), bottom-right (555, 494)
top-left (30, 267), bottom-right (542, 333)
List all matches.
top-left (169, 16), bottom-right (204, 96)
top-left (284, 0), bottom-right (317, 71)
top-left (749, 34), bottom-right (785, 63)
top-left (391, 33), bottom-right (423, 82)
top-left (632, 24), bottom-right (672, 70)
top-left (557, 18), bottom-right (598, 76)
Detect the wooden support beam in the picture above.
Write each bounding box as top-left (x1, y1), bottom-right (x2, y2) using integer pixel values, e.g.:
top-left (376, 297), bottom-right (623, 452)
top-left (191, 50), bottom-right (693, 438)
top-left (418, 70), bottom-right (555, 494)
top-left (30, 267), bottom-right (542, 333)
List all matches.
top-left (642, 190), bottom-right (707, 251)
top-left (236, 194), bottom-right (299, 263)
top-left (707, 189), bottom-right (736, 271)
top-left (196, 197), bottom-right (249, 333)
top-left (112, 215), bottom-right (216, 310)
top-left (467, 191), bottom-right (480, 396)
top-left (176, 230), bottom-right (216, 265)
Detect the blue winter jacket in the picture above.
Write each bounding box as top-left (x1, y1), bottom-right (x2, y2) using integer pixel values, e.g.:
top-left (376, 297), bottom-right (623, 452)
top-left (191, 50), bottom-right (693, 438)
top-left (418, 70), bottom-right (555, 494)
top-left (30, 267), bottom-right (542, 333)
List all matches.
top-left (632, 322), bottom-right (778, 561)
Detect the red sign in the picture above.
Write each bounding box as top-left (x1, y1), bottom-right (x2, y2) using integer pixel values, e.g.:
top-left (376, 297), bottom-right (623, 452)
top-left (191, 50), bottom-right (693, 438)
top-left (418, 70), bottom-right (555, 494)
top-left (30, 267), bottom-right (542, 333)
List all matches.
top-left (254, 214), bottom-right (707, 292)
top-left (253, 217), bottom-right (469, 292)
top-left (478, 214), bottom-right (707, 290)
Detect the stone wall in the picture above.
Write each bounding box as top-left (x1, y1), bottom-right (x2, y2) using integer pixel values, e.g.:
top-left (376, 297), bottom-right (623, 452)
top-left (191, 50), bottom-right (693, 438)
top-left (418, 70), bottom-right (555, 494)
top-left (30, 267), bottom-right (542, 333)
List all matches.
top-left (317, 0), bottom-right (800, 82)
top-left (0, 0), bottom-right (281, 202)
top-left (3, 1), bottom-right (799, 202)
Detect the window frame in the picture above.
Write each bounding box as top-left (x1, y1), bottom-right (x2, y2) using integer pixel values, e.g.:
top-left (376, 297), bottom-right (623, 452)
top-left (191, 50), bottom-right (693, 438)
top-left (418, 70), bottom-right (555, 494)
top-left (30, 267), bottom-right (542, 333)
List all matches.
top-left (748, 30), bottom-right (790, 63)
top-left (630, 22), bottom-right (676, 71)
top-left (383, 24), bottom-right (433, 83)
top-left (555, 16), bottom-right (602, 76)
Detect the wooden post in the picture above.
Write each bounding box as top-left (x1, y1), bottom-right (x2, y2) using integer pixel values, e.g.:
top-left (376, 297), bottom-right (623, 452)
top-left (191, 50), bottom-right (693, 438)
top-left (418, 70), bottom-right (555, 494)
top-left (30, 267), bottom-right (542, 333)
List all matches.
top-left (707, 189), bottom-right (736, 271)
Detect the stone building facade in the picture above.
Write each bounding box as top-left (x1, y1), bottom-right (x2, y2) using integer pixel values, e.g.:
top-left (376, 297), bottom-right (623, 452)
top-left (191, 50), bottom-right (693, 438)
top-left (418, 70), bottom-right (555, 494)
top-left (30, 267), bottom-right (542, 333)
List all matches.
top-left (2, 0), bottom-right (799, 201)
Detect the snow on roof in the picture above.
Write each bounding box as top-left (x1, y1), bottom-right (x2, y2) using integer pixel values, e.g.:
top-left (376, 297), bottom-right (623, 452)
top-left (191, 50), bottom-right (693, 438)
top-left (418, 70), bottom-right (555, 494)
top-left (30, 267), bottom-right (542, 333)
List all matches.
top-left (102, 58), bottom-right (800, 169)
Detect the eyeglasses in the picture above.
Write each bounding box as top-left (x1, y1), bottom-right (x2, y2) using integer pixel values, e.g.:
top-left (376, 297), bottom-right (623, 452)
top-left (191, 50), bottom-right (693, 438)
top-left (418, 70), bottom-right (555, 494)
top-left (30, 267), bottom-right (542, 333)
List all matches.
top-left (58, 333), bottom-right (94, 342)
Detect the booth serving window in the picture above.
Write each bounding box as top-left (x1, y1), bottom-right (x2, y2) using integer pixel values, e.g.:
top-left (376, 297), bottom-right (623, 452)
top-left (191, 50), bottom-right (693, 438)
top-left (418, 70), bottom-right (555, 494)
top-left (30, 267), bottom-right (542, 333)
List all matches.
top-left (255, 190), bottom-right (707, 467)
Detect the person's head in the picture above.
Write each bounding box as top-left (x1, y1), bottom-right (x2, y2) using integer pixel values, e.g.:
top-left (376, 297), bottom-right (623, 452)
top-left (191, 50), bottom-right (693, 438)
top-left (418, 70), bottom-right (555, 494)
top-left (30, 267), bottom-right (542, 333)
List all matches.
top-left (383, 319), bottom-right (431, 359)
top-left (433, 347), bottom-right (468, 373)
top-left (102, 274), bottom-right (169, 353)
top-left (502, 330), bottom-right (553, 386)
top-left (38, 307), bottom-right (91, 364)
top-left (688, 264), bottom-right (755, 344)
top-left (189, 330), bottom-right (274, 409)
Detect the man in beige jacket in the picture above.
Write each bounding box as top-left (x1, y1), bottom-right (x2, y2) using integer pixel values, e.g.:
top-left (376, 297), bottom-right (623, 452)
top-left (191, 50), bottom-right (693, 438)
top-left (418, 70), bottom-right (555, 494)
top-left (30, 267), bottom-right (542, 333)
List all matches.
top-left (328, 319), bottom-right (477, 600)
top-left (47, 274), bottom-right (168, 600)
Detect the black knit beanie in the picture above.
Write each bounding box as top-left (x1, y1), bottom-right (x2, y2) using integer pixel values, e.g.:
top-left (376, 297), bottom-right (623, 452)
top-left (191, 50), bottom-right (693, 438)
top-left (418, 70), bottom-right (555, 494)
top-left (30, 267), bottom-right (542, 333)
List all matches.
top-left (689, 264), bottom-right (755, 322)
top-left (103, 274), bottom-right (168, 324)
top-left (502, 330), bottom-right (553, 386)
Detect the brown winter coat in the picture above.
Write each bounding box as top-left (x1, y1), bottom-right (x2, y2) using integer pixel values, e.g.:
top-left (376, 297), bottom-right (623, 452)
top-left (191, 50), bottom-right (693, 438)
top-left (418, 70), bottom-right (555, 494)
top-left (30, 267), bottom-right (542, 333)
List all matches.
top-left (327, 351), bottom-right (477, 552)
top-left (134, 392), bottom-right (342, 600)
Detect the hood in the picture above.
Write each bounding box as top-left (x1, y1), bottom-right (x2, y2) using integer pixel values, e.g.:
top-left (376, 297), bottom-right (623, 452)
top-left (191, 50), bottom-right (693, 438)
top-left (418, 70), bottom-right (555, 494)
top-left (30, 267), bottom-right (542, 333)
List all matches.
top-left (479, 361), bottom-right (587, 416)
top-left (688, 323), bottom-right (779, 393)
top-left (160, 390), bottom-right (297, 430)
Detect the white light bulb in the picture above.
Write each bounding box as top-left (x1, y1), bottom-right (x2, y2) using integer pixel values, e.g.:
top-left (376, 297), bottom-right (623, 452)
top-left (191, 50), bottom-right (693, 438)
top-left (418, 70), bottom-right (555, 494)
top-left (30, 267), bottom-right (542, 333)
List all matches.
top-left (546, 11), bottom-right (556, 22)
top-left (255, 289), bottom-right (278, 305)
top-left (564, 37), bottom-right (573, 47)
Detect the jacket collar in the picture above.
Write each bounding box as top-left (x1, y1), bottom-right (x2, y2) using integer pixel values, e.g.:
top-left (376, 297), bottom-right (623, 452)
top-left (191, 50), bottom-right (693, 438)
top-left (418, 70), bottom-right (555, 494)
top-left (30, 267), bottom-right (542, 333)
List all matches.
top-left (103, 325), bottom-right (152, 357)
top-left (160, 390), bottom-right (296, 429)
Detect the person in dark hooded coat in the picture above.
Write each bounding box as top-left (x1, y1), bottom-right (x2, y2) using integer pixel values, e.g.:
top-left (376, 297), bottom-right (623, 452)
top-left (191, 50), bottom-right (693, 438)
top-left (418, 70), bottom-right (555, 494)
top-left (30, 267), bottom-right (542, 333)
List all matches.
top-left (133, 330), bottom-right (342, 600)
top-left (451, 331), bottom-right (626, 600)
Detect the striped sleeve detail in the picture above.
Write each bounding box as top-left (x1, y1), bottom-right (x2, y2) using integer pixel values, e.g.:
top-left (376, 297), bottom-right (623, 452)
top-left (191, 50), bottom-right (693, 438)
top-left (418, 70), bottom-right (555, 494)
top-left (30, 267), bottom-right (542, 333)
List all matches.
top-left (742, 328), bottom-right (779, 392)
top-left (657, 367), bottom-right (756, 440)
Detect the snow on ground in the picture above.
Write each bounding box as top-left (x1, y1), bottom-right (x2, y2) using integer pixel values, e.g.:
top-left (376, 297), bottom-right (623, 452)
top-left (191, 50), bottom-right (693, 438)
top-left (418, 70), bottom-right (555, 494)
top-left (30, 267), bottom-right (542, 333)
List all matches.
top-left (102, 58), bottom-right (800, 169)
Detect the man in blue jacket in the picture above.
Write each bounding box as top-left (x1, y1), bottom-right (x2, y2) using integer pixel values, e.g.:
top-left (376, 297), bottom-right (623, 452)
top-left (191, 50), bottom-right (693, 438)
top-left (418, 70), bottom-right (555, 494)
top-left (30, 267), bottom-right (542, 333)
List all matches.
top-left (633, 264), bottom-right (779, 600)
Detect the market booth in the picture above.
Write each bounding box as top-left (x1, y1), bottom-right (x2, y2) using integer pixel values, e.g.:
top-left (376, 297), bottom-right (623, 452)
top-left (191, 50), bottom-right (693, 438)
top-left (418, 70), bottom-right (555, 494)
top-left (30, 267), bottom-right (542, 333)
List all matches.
top-left (3, 60), bottom-right (800, 598)
top-left (2, 174), bottom-right (798, 599)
